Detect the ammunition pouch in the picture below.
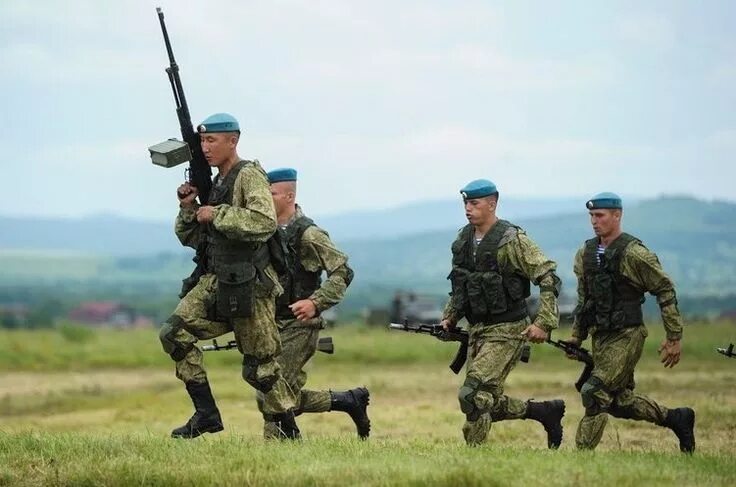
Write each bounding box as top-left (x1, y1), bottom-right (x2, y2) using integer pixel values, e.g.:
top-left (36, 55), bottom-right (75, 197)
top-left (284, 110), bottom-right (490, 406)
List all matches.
top-left (582, 234), bottom-right (645, 331)
top-left (215, 262), bottom-right (257, 319)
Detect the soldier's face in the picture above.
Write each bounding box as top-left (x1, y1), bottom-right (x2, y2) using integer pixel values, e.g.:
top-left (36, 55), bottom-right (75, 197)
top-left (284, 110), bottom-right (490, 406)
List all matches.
top-left (589, 209), bottom-right (622, 237)
top-left (200, 133), bottom-right (238, 166)
top-left (270, 182), bottom-right (295, 216)
top-left (464, 197), bottom-right (495, 225)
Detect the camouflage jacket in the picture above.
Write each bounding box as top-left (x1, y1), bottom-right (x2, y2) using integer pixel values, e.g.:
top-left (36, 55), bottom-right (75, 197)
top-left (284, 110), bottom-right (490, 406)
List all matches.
top-left (571, 238), bottom-right (684, 341)
top-left (174, 159), bottom-right (282, 296)
top-left (443, 223), bottom-right (560, 333)
top-left (278, 206), bottom-right (353, 328)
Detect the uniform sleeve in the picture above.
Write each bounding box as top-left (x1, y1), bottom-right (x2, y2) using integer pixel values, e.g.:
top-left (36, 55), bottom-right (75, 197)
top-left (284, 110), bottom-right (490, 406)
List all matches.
top-left (570, 246), bottom-right (589, 341)
top-left (210, 164), bottom-right (277, 243)
top-left (300, 226), bottom-right (354, 312)
top-left (174, 204), bottom-right (202, 249)
top-left (622, 244), bottom-right (684, 341)
top-left (501, 232), bottom-right (559, 332)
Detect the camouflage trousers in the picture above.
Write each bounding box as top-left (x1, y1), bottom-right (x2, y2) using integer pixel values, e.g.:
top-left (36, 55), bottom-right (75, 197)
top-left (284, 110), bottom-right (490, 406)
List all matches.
top-left (575, 325), bottom-right (669, 449)
top-left (158, 273), bottom-right (296, 415)
top-left (256, 321), bottom-right (332, 438)
top-left (459, 319), bottom-right (530, 445)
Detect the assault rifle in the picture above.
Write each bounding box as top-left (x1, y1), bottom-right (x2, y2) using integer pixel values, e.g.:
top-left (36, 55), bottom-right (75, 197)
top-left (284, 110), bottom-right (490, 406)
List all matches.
top-left (717, 343), bottom-right (735, 359)
top-left (546, 337), bottom-right (594, 391)
top-left (203, 336), bottom-right (335, 354)
top-left (388, 322), bottom-right (530, 374)
top-left (148, 7), bottom-right (212, 205)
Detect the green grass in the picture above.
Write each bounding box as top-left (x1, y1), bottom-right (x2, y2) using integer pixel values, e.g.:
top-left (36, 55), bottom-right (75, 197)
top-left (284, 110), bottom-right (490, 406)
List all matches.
top-left (0, 323), bottom-right (734, 485)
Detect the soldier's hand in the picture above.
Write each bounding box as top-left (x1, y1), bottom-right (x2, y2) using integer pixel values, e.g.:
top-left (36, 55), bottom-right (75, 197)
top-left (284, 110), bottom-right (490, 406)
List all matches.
top-left (290, 299), bottom-right (317, 321)
top-left (521, 323), bottom-right (548, 343)
top-left (178, 183), bottom-right (198, 207)
top-left (441, 319), bottom-right (456, 331)
top-left (658, 339), bottom-right (681, 368)
top-left (196, 206), bottom-right (215, 223)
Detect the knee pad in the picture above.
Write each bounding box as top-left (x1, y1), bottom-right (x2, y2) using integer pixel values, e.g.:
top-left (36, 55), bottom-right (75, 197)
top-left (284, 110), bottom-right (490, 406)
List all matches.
top-left (158, 315), bottom-right (192, 362)
top-left (580, 376), bottom-right (607, 416)
top-left (458, 376), bottom-right (490, 422)
top-left (242, 354), bottom-right (278, 393)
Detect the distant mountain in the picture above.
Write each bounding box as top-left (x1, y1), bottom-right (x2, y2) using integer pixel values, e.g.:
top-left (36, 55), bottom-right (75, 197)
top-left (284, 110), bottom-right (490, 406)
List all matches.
top-left (0, 214), bottom-right (180, 256)
top-left (0, 197), bottom-right (588, 255)
top-left (341, 196), bottom-right (736, 298)
top-left (316, 196), bottom-right (588, 241)
top-left (1, 196), bottom-right (735, 299)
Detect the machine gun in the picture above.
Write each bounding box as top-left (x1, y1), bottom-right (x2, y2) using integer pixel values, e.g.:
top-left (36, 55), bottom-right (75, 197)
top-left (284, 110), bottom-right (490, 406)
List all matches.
top-left (148, 7), bottom-right (212, 205)
top-left (546, 337), bottom-right (594, 391)
top-left (717, 343), bottom-right (735, 358)
top-left (203, 336), bottom-right (335, 354)
top-left (389, 322), bottom-right (530, 374)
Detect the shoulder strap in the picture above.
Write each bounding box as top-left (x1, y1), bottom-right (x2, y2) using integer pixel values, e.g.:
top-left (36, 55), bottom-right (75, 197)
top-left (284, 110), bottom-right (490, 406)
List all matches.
top-left (475, 219), bottom-right (512, 270)
top-left (603, 233), bottom-right (639, 272)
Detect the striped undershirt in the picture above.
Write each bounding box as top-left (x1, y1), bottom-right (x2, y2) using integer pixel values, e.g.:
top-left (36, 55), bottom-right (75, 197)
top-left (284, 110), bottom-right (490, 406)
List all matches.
top-left (596, 244), bottom-right (606, 265)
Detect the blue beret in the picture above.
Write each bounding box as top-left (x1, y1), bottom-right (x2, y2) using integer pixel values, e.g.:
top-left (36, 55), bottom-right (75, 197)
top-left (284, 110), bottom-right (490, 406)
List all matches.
top-left (460, 179), bottom-right (497, 200)
top-left (586, 192), bottom-right (622, 210)
top-left (197, 113), bottom-right (240, 133)
top-left (267, 167), bottom-right (298, 183)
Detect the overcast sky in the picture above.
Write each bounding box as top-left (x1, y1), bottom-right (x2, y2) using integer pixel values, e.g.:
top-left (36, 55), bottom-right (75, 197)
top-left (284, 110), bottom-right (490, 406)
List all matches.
top-left (1, 0), bottom-right (734, 221)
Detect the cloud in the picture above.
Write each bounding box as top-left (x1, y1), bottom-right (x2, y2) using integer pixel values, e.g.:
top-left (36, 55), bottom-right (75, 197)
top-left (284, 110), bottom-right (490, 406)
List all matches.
top-left (616, 14), bottom-right (676, 51)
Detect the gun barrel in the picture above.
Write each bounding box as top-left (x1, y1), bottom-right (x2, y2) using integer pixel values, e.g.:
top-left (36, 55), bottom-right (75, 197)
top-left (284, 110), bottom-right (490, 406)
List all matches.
top-left (389, 323), bottom-right (410, 330)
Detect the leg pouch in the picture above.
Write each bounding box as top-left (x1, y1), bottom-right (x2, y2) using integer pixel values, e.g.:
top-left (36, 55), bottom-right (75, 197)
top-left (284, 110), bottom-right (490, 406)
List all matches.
top-left (216, 262), bottom-right (256, 319)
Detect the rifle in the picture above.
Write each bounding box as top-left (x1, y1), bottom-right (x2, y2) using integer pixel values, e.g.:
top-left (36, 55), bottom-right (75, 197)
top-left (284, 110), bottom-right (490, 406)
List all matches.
top-left (148, 7), bottom-right (212, 205)
top-left (388, 322), bottom-right (530, 375)
top-left (203, 336), bottom-right (335, 354)
top-left (717, 343), bottom-right (735, 358)
top-left (546, 337), bottom-right (594, 391)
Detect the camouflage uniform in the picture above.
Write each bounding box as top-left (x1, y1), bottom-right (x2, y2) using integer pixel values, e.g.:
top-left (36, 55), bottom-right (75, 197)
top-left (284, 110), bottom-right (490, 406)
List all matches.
top-left (444, 220), bottom-right (564, 446)
top-left (257, 206), bottom-right (369, 438)
top-left (571, 234), bottom-right (692, 450)
top-left (159, 160), bottom-right (297, 433)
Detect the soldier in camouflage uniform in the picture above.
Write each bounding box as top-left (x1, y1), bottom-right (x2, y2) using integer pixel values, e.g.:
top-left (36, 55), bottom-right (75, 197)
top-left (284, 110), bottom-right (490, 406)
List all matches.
top-left (566, 192), bottom-right (695, 452)
top-left (158, 113), bottom-right (300, 439)
top-left (255, 168), bottom-right (370, 439)
top-left (441, 179), bottom-right (566, 448)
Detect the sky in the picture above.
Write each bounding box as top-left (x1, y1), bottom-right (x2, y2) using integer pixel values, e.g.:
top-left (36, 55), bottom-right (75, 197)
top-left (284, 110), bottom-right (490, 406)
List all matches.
top-left (1, 0), bottom-right (734, 222)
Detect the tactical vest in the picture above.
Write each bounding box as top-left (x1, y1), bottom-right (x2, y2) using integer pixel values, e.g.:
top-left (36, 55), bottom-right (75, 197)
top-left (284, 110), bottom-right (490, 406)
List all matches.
top-left (268, 216), bottom-right (322, 320)
top-left (448, 220), bottom-right (530, 325)
top-left (579, 233), bottom-right (645, 331)
top-left (205, 160), bottom-right (272, 319)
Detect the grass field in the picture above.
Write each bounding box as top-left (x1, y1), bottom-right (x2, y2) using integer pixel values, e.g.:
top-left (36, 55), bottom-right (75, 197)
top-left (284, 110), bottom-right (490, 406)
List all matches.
top-left (0, 323), bottom-right (735, 486)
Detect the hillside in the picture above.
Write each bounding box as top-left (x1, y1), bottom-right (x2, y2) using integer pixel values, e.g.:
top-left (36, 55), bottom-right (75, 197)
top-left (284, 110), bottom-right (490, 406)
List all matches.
top-left (1, 196), bottom-right (735, 302)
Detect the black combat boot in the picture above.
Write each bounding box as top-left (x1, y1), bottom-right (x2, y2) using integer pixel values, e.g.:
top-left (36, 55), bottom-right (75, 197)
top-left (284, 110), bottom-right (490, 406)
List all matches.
top-left (273, 409), bottom-right (301, 440)
top-left (171, 381), bottom-right (224, 439)
top-left (525, 400), bottom-right (565, 449)
top-left (662, 407), bottom-right (695, 453)
top-left (330, 387), bottom-right (371, 439)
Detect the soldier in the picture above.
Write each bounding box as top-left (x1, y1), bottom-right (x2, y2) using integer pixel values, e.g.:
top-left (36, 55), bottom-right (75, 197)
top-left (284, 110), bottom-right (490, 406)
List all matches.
top-left (158, 113), bottom-right (300, 439)
top-left (566, 192), bottom-right (695, 452)
top-left (441, 179), bottom-right (566, 448)
top-left (257, 167), bottom-right (370, 439)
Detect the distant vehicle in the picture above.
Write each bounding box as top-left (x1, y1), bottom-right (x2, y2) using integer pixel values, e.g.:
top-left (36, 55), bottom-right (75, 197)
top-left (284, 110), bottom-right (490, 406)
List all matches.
top-left (368, 290), bottom-right (576, 327)
top-left (389, 291), bottom-right (444, 325)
